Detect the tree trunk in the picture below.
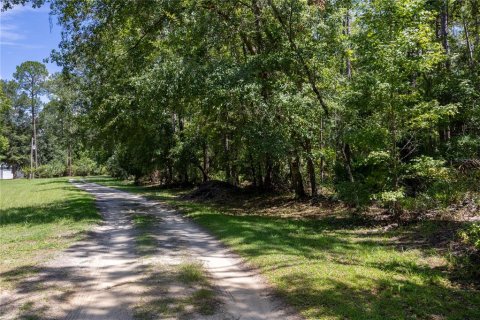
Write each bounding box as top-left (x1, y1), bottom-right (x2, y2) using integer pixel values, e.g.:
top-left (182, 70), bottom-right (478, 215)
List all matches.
top-left (196, 164), bottom-right (208, 183)
top-left (183, 169), bottom-right (189, 185)
top-left (231, 143), bottom-right (239, 186)
top-left (30, 137), bottom-right (34, 179)
top-left (134, 175), bottom-right (141, 186)
top-left (306, 157), bottom-right (317, 197)
top-left (31, 89), bottom-right (37, 178)
top-left (320, 117), bottom-right (325, 183)
top-left (264, 154), bottom-right (273, 190)
top-left (33, 119), bottom-right (38, 172)
top-left (305, 139), bottom-right (317, 197)
top-left (202, 142), bottom-right (209, 182)
top-left (223, 133), bottom-right (232, 184)
top-left (249, 153), bottom-right (257, 187)
top-left (473, 0), bottom-right (480, 48)
top-left (388, 106), bottom-right (399, 189)
top-left (67, 144), bottom-right (72, 176)
top-left (167, 165), bottom-right (173, 184)
top-left (344, 10), bottom-right (352, 79)
top-left (342, 143), bottom-right (355, 183)
top-left (171, 113), bottom-right (177, 132)
top-left (291, 154), bottom-right (306, 198)
top-left (178, 115), bottom-right (184, 132)
top-left (463, 16), bottom-right (475, 65)
top-left (252, 0), bottom-right (264, 53)
top-left (257, 160), bottom-right (264, 189)
top-left (341, 10), bottom-right (354, 186)
top-left (441, 0), bottom-right (450, 68)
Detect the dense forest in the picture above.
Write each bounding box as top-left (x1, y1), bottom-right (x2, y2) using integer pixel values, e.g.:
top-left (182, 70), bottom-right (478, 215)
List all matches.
top-left (1, 0), bottom-right (479, 216)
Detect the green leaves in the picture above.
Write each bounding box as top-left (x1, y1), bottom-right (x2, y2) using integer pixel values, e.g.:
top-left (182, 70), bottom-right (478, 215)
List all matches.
top-left (3, 0), bottom-right (478, 209)
top-left (13, 61), bottom-right (48, 97)
top-left (408, 101), bottom-right (458, 132)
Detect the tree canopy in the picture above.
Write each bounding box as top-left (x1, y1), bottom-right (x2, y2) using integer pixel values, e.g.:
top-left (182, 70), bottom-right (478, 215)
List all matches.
top-left (1, 0), bottom-right (479, 213)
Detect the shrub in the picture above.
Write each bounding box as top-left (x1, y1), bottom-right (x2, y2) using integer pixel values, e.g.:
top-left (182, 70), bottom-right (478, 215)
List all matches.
top-left (105, 154), bottom-right (128, 179)
top-left (336, 181), bottom-right (370, 208)
top-left (460, 223), bottom-right (480, 250)
top-left (37, 161), bottom-right (66, 178)
top-left (405, 156), bottom-right (449, 190)
top-left (400, 156), bottom-right (459, 211)
top-left (447, 135), bottom-right (480, 160)
top-left (372, 189), bottom-right (405, 215)
top-left (452, 223), bottom-right (480, 281)
top-left (72, 156), bottom-right (98, 176)
top-left (21, 166), bottom-right (34, 178)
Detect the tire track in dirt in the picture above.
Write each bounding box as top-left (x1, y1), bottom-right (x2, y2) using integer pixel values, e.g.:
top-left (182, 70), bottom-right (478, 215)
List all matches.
top-left (1, 181), bottom-right (301, 320)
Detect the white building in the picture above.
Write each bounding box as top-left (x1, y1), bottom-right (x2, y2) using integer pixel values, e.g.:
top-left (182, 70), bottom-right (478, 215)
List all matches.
top-left (0, 163), bottom-right (13, 180)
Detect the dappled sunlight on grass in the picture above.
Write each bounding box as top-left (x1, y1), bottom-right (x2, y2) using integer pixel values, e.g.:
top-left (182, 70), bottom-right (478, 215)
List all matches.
top-left (189, 212), bottom-right (480, 319)
top-left (1, 178), bottom-right (98, 225)
top-left (89, 177), bottom-right (480, 319)
top-left (0, 197), bottom-right (98, 226)
top-left (135, 261), bottom-right (220, 319)
top-left (86, 176), bottom-right (190, 201)
top-left (132, 213), bottom-right (159, 255)
top-left (177, 262), bottom-right (207, 285)
top-left (0, 178), bottom-right (100, 289)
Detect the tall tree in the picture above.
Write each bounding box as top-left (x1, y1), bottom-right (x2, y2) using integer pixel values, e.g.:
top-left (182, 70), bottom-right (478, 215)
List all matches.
top-left (2, 0), bottom-right (478, 214)
top-left (0, 79), bottom-right (31, 177)
top-left (13, 61), bottom-right (48, 178)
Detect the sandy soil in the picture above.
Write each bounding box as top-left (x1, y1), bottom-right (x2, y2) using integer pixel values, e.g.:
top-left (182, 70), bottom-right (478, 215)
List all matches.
top-left (0, 181), bottom-right (300, 320)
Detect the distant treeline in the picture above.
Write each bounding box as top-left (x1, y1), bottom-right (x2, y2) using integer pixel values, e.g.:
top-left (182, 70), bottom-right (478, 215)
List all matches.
top-left (1, 0), bottom-right (479, 214)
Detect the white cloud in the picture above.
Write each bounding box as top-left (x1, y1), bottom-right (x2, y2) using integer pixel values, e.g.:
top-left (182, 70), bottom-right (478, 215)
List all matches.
top-left (0, 22), bottom-right (25, 42)
top-left (1, 4), bottom-right (49, 19)
top-left (0, 4), bottom-right (50, 47)
top-left (0, 41), bottom-right (45, 49)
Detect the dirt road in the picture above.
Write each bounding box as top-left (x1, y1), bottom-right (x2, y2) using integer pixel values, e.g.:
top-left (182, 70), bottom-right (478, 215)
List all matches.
top-left (1, 181), bottom-right (299, 320)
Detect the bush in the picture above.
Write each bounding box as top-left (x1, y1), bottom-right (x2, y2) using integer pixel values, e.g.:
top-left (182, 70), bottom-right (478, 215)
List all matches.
top-left (336, 151), bottom-right (393, 208)
top-left (336, 181), bottom-right (370, 208)
top-left (20, 166), bottom-right (31, 178)
top-left (399, 156), bottom-right (460, 212)
top-left (368, 188), bottom-right (405, 217)
top-left (410, 156), bottom-right (448, 179)
top-left (37, 161), bottom-right (66, 178)
top-left (72, 156), bottom-right (98, 176)
top-left (404, 156), bottom-right (450, 193)
top-left (105, 154), bottom-right (128, 179)
top-left (447, 135), bottom-right (480, 160)
top-left (452, 223), bottom-right (480, 281)
top-left (460, 223), bottom-right (480, 250)
top-left (19, 157), bottom-right (102, 178)
top-left (21, 163), bottom-right (64, 178)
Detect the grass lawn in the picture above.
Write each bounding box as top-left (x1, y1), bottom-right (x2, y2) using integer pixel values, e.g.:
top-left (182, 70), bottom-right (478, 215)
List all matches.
top-left (0, 178), bottom-right (100, 289)
top-left (88, 176), bottom-right (480, 320)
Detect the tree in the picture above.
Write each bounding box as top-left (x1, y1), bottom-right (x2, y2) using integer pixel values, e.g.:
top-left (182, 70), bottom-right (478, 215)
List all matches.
top-left (13, 61), bottom-right (48, 178)
top-left (2, 0), bottom-right (479, 214)
top-left (0, 82), bottom-right (11, 159)
top-left (0, 79), bottom-right (31, 177)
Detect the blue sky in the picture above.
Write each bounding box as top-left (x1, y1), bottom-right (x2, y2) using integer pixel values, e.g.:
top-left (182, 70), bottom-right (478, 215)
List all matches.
top-left (0, 5), bottom-right (61, 80)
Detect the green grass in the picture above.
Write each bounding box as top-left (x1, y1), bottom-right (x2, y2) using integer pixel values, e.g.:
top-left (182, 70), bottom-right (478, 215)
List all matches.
top-left (177, 262), bottom-right (207, 284)
top-left (189, 287), bottom-right (217, 315)
top-left (86, 176), bottom-right (190, 198)
top-left (0, 178), bottom-right (100, 288)
top-left (176, 262), bottom-right (217, 315)
top-left (135, 261), bottom-right (219, 319)
top-left (89, 176), bottom-right (480, 320)
top-left (135, 297), bottom-right (184, 319)
top-left (132, 213), bottom-right (158, 255)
